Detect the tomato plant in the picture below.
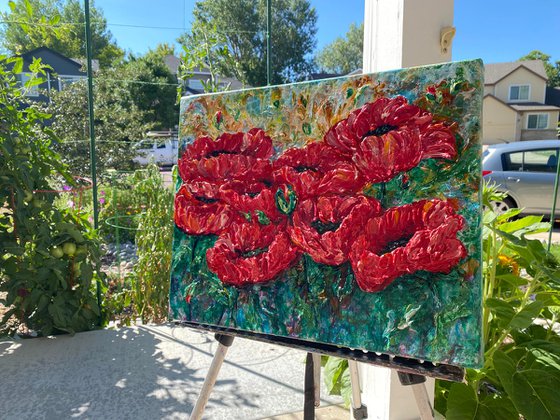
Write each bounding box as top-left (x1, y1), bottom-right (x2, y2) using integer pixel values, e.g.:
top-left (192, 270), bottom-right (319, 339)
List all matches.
top-left (0, 56), bottom-right (103, 336)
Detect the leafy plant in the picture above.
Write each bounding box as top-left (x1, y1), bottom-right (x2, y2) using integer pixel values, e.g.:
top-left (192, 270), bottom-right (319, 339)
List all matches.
top-left (178, 20), bottom-right (239, 97)
top-left (436, 185), bottom-right (560, 419)
top-left (97, 172), bottom-right (147, 244)
top-left (104, 165), bottom-right (174, 325)
top-left (0, 55), bottom-right (103, 336)
top-left (322, 356), bottom-right (352, 407)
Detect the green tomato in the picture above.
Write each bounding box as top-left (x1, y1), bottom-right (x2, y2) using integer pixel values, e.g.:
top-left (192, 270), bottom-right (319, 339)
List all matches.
top-left (62, 242), bottom-right (76, 256)
top-left (50, 246), bottom-right (64, 259)
top-left (75, 245), bottom-right (87, 256)
top-left (23, 190), bottom-right (33, 203)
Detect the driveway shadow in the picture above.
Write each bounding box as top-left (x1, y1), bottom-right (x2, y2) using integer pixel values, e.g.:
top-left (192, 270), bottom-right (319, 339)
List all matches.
top-left (0, 324), bottom-right (340, 419)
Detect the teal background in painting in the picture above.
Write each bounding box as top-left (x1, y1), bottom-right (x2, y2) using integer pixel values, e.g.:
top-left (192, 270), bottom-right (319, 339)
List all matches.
top-left (169, 60), bottom-right (484, 368)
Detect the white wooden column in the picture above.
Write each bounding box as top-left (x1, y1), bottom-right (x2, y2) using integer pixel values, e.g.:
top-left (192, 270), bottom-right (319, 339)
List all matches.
top-left (358, 1), bottom-right (455, 419)
top-left (363, 0), bottom-right (454, 73)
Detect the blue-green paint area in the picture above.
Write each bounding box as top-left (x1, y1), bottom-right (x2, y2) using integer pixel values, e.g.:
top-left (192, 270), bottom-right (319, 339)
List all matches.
top-left (169, 60), bottom-right (484, 368)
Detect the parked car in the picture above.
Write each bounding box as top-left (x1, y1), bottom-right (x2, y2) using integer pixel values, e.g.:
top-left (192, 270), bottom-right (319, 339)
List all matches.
top-left (133, 134), bottom-right (178, 166)
top-left (483, 140), bottom-right (560, 216)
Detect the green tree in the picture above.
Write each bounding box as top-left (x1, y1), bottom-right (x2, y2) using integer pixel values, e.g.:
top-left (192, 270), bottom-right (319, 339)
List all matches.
top-left (120, 46), bottom-right (180, 130)
top-left (40, 70), bottom-right (152, 176)
top-left (520, 50), bottom-right (560, 87)
top-left (178, 21), bottom-right (240, 94)
top-left (315, 23), bottom-right (363, 75)
top-left (1, 0), bottom-right (123, 68)
top-left (180, 0), bottom-right (318, 86)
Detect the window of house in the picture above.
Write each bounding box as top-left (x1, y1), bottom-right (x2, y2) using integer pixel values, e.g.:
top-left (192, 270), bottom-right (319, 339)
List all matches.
top-left (504, 149), bottom-right (558, 172)
top-left (18, 73), bottom-right (39, 97)
top-left (527, 113), bottom-right (548, 130)
top-left (509, 85), bottom-right (530, 101)
top-left (188, 79), bottom-right (204, 90)
top-left (58, 75), bottom-right (85, 90)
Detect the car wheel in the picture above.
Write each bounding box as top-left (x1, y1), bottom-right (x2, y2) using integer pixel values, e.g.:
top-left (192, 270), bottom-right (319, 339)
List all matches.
top-left (489, 197), bottom-right (516, 215)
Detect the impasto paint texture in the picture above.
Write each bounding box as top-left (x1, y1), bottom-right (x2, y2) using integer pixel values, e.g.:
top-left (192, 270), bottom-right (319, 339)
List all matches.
top-left (169, 60), bottom-right (484, 368)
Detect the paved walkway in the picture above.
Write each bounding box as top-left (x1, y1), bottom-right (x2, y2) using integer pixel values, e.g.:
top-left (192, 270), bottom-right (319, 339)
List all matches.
top-left (0, 324), bottom-right (342, 420)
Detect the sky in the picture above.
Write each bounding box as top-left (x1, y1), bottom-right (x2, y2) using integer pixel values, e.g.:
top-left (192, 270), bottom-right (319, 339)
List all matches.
top-left (0, 0), bottom-right (559, 65)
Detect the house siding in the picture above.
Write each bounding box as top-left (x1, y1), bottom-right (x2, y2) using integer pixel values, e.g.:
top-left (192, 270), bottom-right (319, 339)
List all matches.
top-left (483, 96), bottom-right (518, 144)
top-left (494, 67), bottom-right (547, 103)
top-left (520, 129), bottom-right (558, 140)
top-left (519, 110), bottom-right (560, 140)
top-left (16, 47), bottom-right (86, 102)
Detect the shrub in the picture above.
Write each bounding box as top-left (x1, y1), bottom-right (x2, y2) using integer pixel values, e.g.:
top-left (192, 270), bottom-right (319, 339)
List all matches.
top-left (436, 185), bottom-right (560, 419)
top-left (0, 56), bottom-right (103, 336)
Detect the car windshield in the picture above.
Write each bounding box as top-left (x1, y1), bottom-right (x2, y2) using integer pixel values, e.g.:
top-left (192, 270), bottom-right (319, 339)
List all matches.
top-left (136, 139), bottom-right (153, 149)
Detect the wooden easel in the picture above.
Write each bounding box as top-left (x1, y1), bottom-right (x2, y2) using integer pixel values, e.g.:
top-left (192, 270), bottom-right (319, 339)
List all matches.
top-left (189, 333), bottom-right (439, 420)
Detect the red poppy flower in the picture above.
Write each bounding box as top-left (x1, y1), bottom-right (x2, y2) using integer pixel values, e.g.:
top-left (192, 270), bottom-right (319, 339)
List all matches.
top-left (274, 142), bottom-right (364, 200)
top-left (206, 220), bottom-right (301, 286)
top-left (288, 195), bottom-right (382, 266)
top-left (178, 128), bottom-right (273, 183)
top-left (350, 199), bottom-right (466, 293)
top-left (419, 120), bottom-right (458, 160)
top-left (219, 179), bottom-right (283, 222)
top-left (323, 96), bottom-right (456, 183)
top-left (174, 184), bottom-right (240, 235)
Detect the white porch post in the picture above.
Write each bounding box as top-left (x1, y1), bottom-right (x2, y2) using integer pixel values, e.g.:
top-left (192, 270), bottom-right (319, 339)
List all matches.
top-left (359, 1), bottom-right (455, 419)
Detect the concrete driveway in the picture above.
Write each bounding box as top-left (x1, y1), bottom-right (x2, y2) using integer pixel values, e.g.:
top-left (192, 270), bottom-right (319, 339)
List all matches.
top-left (0, 325), bottom-right (342, 420)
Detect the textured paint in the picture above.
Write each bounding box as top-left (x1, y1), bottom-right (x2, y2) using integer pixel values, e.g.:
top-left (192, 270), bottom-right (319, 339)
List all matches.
top-left (169, 60), bottom-right (484, 368)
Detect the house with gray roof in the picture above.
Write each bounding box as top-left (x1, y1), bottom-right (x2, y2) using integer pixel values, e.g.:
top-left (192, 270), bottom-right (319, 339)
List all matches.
top-left (164, 54), bottom-right (245, 96)
top-left (14, 46), bottom-right (99, 103)
top-left (483, 60), bottom-right (559, 144)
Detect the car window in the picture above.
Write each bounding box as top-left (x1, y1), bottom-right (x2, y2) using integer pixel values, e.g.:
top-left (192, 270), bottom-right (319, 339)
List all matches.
top-left (504, 149), bottom-right (558, 173)
top-left (137, 139), bottom-right (153, 149)
top-left (156, 140), bottom-right (167, 149)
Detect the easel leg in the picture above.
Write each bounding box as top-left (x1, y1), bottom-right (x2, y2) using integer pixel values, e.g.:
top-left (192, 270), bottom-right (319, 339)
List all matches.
top-left (190, 334), bottom-right (235, 420)
top-left (397, 372), bottom-right (434, 420)
top-left (348, 360), bottom-right (368, 420)
top-left (312, 353), bottom-right (321, 407)
top-left (304, 353), bottom-right (315, 420)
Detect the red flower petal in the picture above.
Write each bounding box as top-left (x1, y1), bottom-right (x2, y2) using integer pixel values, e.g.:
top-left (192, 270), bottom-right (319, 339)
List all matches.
top-left (178, 128), bottom-right (273, 182)
top-left (206, 220), bottom-right (300, 286)
top-left (350, 200), bottom-right (466, 293)
top-left (219, 180), bottom-right (282, 222)
top-left (289, 195), bottom-right (382, 266)
top-left (354, 129), bottom-right (422, 183)
top-left (323, 96), bottom-right (458, 183)
top-left (174, 185), bottom-right (240, 235)
top-left (420, 122), bottom-right (457, 160)
top-left (274, 142), bottom-right (364, 199)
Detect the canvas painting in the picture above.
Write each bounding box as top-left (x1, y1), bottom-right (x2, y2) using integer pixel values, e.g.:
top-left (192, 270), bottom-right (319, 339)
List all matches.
top-left (169, 60), bottom-right (484, 368)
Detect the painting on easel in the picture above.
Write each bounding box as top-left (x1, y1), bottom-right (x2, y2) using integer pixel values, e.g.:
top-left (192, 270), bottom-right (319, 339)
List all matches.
top-left (169, 60), bottom-right (484, 369)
